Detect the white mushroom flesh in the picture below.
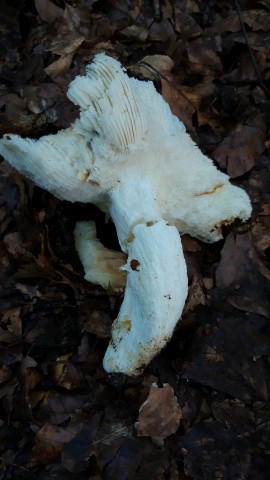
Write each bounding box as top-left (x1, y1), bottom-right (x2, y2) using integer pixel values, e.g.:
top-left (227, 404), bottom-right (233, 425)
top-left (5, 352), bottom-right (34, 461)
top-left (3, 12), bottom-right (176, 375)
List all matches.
top-left (74, 221), bottom-right (126, 290)
top-left (103, 220), bottom-right (187, 375)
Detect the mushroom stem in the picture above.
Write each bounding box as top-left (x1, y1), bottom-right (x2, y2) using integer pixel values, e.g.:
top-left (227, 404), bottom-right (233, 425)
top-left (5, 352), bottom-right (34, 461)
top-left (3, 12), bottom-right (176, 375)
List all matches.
top-left (103, 177), bottom-right (188, 376)
top-left (109, 176), bottom-right (163, 249)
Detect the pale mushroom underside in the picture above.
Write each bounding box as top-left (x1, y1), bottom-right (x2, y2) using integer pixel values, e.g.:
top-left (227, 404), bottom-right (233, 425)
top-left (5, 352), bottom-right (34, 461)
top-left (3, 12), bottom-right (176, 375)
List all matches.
top-left (0, 54), bottom-right (252, 376)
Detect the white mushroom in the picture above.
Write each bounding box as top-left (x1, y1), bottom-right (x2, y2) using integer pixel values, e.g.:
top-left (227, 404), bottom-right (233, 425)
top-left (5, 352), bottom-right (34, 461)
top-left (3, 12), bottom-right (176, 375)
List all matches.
top-left (0, 54), bottom-right (252, 376)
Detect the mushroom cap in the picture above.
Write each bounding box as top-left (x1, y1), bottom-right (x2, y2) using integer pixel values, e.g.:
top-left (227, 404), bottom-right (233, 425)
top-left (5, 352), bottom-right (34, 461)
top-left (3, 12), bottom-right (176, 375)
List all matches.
top-left (68, 53), bottom-right (252, 242)
top-left (0, 53), bottom-right (251, 243)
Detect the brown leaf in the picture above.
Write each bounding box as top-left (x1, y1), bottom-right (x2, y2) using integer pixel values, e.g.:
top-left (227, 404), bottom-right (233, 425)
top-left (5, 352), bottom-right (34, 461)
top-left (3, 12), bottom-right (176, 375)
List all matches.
top-left (148, 18), bottom-right (175, 43)
top-left (213, 111), bottom-right (266, 177)
top-left (35, 0), bottom-right (63, 23)
top-left (2, 307), bottom-right (22, 337)
top-left (187, 36), bottom-right (222, 74)
top-left (161, 76), bottom-right (196, 131)
top-left (45, 36), bottom-right (84, 78)
top-left (49, 355), bottom-right (86, 390)
top-left (136, 383), bottom-right (181, 440)
top-left (93, 421), bottom-right (131, 470)
top-left (0, 92), bottom-right (42, 136)
top-left (130, 55), bottom-right (174, 81)
top-left (81, 309), bottom-right (112, 339)
top-left (183, 274), bottom-right (206, 314)
top-left (222, 50), bottom-right (266, 84)
top-left (178, 421), bottom-right (255, 480)
top-left (3, 232), bottom-right (27, 256)
top-left (120, 24), bottom-right (148, 43)
top-left (37, 391), bottom-right (93, 424)
top-left (31, 423), bottom-right (75, 465)
top-left (162, 76), bottom-right (219, 131)
top-left (45, 4), bottom-right (88, 78)
top-left (182, 315), bottom-right (269, 402)
top-left (45, 54), bottom-right (77, 79)
top-left (216, 232), bottom-right (270, 317)
top-left (211, 400), bottom-right (255, 425)
top-left (213, 9), bottom-right (270, 33)
top-left (0, 363), bottom-right (12, 383)
top-left (61, 411), bottom-right (103, 473)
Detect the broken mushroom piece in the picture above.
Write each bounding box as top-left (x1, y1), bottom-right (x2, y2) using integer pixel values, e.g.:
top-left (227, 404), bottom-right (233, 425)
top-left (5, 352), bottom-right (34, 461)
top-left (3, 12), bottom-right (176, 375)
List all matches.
top-left (74, 221), bottom-right (126, 291)
top-left (0, 54), bottom-right (252, 376)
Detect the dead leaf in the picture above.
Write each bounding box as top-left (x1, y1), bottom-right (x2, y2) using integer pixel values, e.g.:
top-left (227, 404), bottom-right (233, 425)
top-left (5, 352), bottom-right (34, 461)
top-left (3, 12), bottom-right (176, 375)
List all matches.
top-left (37, 391), bottom-right (93, 424)
top-left (49, 355), bottom-right (86, 390)
top-left (61, 411), bottom-right (103, 473)
top-left (182, 315), bottom-right (269, 402)
top-left (31, 423), bottom-right (76, 465)
top-left (81, 308), bottom-right (112, 339)
top-left (162, 75), bottom-right (219, 131)
top-left (130, 54), bottom-right (174, 81)
top-left (187, 36), bottom-right (222, 74)
top-left (120, 24), bottom-right (148, 43)
top-left (216, 232), bottom-right (270, 317)
top-left (213, 111), bottom-right (266, 177)
top-left (178, 421), bottom-right (256, 480)
top-left (45, 4), bottom-right (89, 78)
top-left (45, 36), bottom-right (84, 78)
top-left (183, 274), bottom-right (206, 313)
top-left (35, 0), bottom-right (63, 24)
top-left (213, 9), bottom-right (270, 33)
top-left (161, 76), bottom-right (196, 130)
top-left (136, 383), bottom-right (182, 440)
top-left (0, 363), bottom-right (12, 383)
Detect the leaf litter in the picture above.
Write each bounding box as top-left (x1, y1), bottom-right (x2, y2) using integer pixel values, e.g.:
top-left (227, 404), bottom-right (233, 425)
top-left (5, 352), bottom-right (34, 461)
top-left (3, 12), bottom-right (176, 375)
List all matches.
top-left (0, 0), bottom-right (270, 478)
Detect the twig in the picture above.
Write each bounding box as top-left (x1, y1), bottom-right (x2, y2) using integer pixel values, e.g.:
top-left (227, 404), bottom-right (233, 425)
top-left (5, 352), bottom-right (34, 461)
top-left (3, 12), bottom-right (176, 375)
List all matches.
top-left (0, 457), bottom-right (31, 472)
top-left (234, 0), bottom-right (270, 97)
top-left (92, 425), bottom-right (128, 445)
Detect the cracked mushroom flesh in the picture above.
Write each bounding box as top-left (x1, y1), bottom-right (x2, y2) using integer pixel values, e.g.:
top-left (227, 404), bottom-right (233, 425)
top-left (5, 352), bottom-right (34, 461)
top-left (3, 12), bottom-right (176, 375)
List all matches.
top-left (0, 54), bottom-right (252, 376)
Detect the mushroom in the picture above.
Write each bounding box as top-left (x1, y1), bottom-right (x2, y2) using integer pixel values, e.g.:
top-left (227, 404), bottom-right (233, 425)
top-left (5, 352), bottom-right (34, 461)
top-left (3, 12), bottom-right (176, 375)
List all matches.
top-left (0, 54), bottom-right (252, 377)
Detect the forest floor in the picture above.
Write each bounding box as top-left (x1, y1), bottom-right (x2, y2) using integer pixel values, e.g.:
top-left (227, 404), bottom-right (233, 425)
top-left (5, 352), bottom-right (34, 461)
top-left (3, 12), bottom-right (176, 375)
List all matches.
top-left (0, 1), bottom-right (270, 479)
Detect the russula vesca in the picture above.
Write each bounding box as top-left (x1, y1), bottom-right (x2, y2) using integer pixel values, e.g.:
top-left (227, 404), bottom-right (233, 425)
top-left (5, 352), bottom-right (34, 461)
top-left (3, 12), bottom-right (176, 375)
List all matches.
top-left (0, 54), bottom-right (251, 376)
